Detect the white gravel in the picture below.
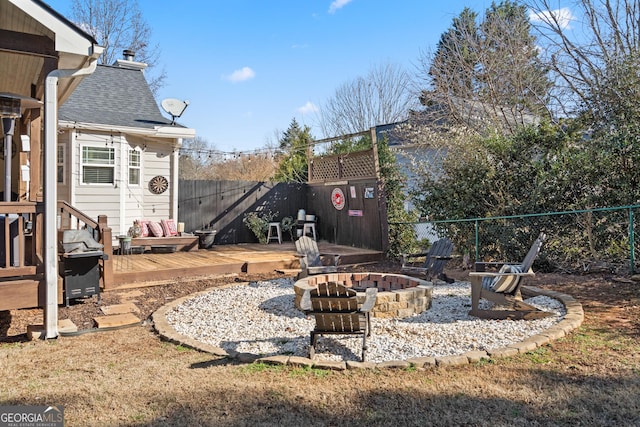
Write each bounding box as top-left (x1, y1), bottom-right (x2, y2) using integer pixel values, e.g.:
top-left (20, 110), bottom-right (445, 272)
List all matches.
top-left (165, 278), bottom-right (566, 363)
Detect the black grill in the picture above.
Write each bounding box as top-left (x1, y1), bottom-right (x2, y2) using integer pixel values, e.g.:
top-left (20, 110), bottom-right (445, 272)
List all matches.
top-left (60, 230), bottom-right (108, 306)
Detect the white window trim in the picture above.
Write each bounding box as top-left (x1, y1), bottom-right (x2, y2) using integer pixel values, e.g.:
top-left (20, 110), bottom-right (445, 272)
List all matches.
top-left (57, 144), bottom-right (65, 185)
top-left (128, 148), bottom-right (142, 187)
top-left (80, 144), bottom-right (115, 185)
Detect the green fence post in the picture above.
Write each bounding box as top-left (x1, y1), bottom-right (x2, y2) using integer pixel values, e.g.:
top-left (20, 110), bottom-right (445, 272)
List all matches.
top-left (630, 208), bottom-right (635, 274)
top-left (475, 219), bottom-right (479, 261)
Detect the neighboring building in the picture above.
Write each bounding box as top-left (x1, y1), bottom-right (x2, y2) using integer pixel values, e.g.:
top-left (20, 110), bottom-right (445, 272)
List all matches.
top-left (58, 56), bottom-right (195, 236)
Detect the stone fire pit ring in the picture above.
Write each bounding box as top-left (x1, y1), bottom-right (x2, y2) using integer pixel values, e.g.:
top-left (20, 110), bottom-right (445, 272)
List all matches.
top-left (294, 272), bottom-right (434, 319)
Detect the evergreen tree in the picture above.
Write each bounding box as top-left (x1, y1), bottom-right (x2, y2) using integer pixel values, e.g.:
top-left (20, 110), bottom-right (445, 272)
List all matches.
top-left (273, 118), bottom-right (313, 183)
top-left (419, 1), bottom-right (551, 133)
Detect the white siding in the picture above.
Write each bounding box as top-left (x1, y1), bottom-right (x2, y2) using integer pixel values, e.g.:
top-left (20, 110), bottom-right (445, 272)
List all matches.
top-left (139, 139), bottom-right (173, 222)
top-left (58, 130), bottom-right (177, 237)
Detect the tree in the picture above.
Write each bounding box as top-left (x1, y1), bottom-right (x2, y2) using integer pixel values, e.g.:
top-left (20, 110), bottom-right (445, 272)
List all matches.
top-left (211, 152), bottom-right (278, 181)
top-left (273, 119), bottom-right (314, 183)
top-left (317, 62), bottom-right (417, 137)
top-left (525, 0), bottom-right (640, 207)
top-left (526, 0), bottom-right (640, 123)
top-left (70, 0), bottom-right (166, 95)
top-left (179, 136), bottom-right (217, 180)
top-left (418, 1), bottom-right (552, 134)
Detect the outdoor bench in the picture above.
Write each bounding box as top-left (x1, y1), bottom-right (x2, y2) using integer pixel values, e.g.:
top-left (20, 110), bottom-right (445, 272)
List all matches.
top-left (129, 235), bottom-right (199, 252)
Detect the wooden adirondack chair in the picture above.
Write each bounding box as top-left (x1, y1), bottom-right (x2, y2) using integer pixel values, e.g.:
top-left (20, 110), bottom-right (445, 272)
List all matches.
top-left (295, 236), bottom-right (340, 278)
top-left (401, 238), bottom-right (454, 281)
top-left (468, 232), bottom-right (552, 320)
top-left (300, 282), bottom-right (377, 361)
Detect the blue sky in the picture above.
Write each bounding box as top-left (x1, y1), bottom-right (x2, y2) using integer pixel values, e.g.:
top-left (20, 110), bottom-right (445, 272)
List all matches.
top-left (45, 1), bottom-right (513, 153)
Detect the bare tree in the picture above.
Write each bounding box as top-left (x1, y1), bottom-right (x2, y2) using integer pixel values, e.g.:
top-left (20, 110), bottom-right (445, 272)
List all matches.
top-left (417, 1), bottom-right (552, 135)
top-left (525, 0), bottom-right (640, 123)
top-left (317, 62), bottom-right (418, 137)
top-left (211, 153), bottom-right (278, 181)
top-left (179, 137), bottom-right (217, 180)
top-left (70, 0), bottom-right (166, 95)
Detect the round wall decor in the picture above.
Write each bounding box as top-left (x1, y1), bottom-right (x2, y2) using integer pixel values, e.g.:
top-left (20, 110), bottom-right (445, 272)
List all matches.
top-left (149, 175), bottom-right (169, 194)
top-left (331, 187), bottom-right (345, 210)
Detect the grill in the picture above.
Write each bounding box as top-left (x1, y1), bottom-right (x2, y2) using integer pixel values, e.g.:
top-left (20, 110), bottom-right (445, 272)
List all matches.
top-left (60, 230), bottom-right (107, 306)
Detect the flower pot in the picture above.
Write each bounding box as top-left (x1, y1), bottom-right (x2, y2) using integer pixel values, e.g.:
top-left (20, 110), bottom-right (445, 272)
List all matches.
top-left (195, 230), bottom-right (217, 249)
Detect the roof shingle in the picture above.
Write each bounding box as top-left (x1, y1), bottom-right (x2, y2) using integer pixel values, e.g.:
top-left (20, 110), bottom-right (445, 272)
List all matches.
top-left (59, 64), bottom-right (177, 129)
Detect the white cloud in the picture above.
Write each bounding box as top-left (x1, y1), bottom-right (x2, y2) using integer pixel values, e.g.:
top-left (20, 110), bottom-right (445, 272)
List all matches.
top-left (529, 7), bottom-right (575, 30)
top-left (298, 101), bottom-right (318, 115)
top-left (224, 66), bottom-right (256, 83)
top-left (328, 0), bottom-right (352, 14)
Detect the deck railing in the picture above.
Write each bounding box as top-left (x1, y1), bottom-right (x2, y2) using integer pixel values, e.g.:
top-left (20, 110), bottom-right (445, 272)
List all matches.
top-left (57, 201), bottom-right (114, 288)
top-left (0, 201), bottom-right (42, 279)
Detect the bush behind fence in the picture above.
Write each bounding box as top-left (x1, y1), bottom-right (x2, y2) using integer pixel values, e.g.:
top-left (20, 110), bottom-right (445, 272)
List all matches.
top-left (393, 205), bottom-right (640, 274)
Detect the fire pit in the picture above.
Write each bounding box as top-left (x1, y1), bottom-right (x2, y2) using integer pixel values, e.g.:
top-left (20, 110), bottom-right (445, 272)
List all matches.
top-left (294, 273), bottom-right (433, 319)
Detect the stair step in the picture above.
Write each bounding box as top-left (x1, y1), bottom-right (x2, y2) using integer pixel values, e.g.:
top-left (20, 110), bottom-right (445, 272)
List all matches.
top-left (27, 319), bottom-right (78, 340)
top-left (93, 312), bottom-right (140, 328)
top-left (100, 302), bottom-right (140, 315)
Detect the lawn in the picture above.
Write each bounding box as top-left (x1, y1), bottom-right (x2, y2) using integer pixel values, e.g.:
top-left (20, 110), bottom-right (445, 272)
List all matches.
top-left (1, 268), bottom-right (639, 426)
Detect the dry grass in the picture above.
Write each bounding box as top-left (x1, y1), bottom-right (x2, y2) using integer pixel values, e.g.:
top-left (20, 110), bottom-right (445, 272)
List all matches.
top-left (1, 270), bottom-right (639, 426)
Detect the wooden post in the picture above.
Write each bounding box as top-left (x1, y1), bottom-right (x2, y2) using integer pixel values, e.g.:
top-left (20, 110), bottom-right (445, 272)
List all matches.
top-left (98, 215), bottom-right (114, 289)
top-left (28, 110), bottom-right (41, 202)
top-left (371, 127), bottom-right (389, 253)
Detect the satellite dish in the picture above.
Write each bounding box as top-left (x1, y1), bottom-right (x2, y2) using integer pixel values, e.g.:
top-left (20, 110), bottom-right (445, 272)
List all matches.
top-left (161, 98), bottom-right (189, 124)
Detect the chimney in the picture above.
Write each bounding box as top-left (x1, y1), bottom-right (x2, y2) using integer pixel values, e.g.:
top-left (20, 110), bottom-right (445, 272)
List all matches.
top-left (123, 49), bottom-right (135, 61)
top-left (113, 48), bottom-right (148, 71)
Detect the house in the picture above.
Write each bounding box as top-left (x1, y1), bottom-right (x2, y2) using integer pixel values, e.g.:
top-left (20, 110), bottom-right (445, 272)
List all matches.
top-left (58, 56), bottom-right (195, 237)
top-left (1, 0), bottom-right (103, 337)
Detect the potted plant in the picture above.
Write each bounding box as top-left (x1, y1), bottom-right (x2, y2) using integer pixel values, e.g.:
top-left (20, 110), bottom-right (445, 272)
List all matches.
top-left (243, 211), bottom-right (277, 244)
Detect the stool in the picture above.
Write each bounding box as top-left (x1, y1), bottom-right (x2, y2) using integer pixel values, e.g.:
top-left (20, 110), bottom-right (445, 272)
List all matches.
top-left (302, 222), bottom-right (317, 241)
top-left (267, 222), bottom-right (282, 244)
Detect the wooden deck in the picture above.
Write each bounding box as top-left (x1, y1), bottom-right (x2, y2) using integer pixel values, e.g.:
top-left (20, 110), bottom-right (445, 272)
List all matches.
top-left (111, 242), bottom-right (384, 288)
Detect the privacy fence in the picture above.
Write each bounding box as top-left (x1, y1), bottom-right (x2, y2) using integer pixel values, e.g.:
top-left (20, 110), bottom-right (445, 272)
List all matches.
top-left (393, 205), bottom-right (640, 274)
top-left (178, 179), bottom-right (387, 251)
top-left (178, 180), bottom-right (306, 244)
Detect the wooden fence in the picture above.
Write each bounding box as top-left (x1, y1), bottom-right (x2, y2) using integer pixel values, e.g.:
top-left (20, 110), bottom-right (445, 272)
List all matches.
top-left (178, 179), bottom-right (387, 250)
top-left (178, 180), bottom-right (306, 244)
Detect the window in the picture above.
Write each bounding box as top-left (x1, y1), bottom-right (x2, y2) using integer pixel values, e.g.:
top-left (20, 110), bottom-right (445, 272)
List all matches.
top-left (129, 149), bottom-right (141, 185)
top-left (57, 145), bottom-right (65, 184)
top-left (82, 146), bottom-right (114, 184)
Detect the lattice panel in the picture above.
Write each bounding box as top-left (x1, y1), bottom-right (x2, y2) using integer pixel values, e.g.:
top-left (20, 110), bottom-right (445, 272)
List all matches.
top-left (309, 149), bottom-right (377, 182)
top-left (311, 157), bottom-right (340, 181)
top-left (341, 151), bottom-right (376, 179)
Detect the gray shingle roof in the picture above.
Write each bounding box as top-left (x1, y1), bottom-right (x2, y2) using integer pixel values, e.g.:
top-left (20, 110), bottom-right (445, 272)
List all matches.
top-left (59, 64), bottom-right (177, 129)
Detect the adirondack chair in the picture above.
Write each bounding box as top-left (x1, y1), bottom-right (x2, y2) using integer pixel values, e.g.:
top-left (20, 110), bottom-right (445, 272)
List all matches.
top-left (401, 238), bottom-right (454, 281)
top-left (295, 236), bottom-right (340, 278)
top-left (300, 282), bottom-right (378, 361)
top-left (468, 232), bottom-right (552, 320)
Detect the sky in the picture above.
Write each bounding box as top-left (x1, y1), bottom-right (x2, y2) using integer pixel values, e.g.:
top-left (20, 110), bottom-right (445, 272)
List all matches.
top-left (44, 0), bottom-right (534, 153)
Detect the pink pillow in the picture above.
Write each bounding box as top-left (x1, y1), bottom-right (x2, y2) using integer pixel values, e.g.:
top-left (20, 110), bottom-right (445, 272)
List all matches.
top-left (148, 221), bottom-right (164, 237)
top-left (161, 219), bottom-right (178, 237)
top-left (139, 220), bottom-right (150, 237)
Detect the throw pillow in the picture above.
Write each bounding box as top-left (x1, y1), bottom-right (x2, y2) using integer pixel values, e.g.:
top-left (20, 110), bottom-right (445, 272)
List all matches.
top-left (490, 264), bottom-right (523, 293)
top-left (161, 219), bottom-right (179, 237)
top-left (139, 219), bottom-right (150, 237)
top-left (148, 221), bottom-right (164, 237)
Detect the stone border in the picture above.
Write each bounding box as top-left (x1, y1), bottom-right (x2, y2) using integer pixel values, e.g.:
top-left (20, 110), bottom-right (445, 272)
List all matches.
top-left (152, 282), bottom-right (583, 370)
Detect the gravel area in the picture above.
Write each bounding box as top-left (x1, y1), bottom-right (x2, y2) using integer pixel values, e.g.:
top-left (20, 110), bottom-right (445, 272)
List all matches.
top-left (165, 278), bottom-right (566, 363)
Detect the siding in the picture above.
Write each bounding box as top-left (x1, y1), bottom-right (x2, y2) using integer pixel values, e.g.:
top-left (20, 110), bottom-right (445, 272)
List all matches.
top-left (67, 132), bottom-right (174, 236)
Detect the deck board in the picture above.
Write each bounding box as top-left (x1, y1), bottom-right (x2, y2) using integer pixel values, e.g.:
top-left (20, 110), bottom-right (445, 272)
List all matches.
top-left (110, 242), bottom-right (383, 288)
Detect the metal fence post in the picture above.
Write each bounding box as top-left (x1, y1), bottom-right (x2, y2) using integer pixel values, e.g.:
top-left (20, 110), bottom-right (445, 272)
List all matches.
top-left (629, 208), bottom-right (635, 274)
top-left (475, 219), bottom-right (479, 261)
